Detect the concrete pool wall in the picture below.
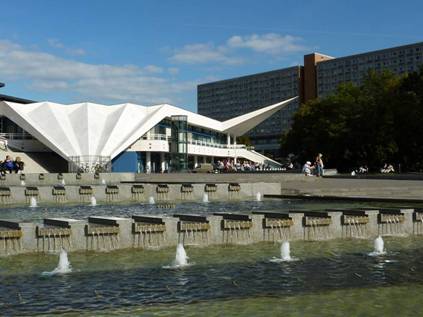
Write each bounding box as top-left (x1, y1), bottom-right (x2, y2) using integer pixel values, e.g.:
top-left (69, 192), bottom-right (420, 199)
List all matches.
top-left (0, 174), bottom-right (280, 205)
top-left (2, 172), bottom-right (423, 202)
top-left (1, 207), bottom-right (422, 256)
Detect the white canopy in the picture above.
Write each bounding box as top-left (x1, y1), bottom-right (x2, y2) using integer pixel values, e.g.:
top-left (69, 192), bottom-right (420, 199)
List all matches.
top-left (0, 97), bottom-right (297, 161)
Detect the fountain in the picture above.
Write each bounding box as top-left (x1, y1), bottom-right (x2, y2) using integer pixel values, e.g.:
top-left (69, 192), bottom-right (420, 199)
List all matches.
top-left (256, 192), bottom-right (262, 202)
top-left (29, 197), bottom-right (37, 208)
top-left (90, 196), bottom-right (97, 207)
top-left (20, 180), bottom-right (26, 186)
top-left (61, 179), bottom-right (66, 186)
top-left (101, 179), bottom-right (106, 185)
top-left (174, 243), bottom-right (189, 266)
top-left (163, 243), bottom-right (190, 268)
top-left (270, 241), bottom-right (296, 262)
top-left (202, 193), bottom-right (209, 203)
top-left (148, 196), bottom-right (155, 205)
top-left (369, 236), bottom-right (386, 256)
top-left (281, 241), bottom-right (291, 261)
top-left (42, 248), bottom-right (72, 275)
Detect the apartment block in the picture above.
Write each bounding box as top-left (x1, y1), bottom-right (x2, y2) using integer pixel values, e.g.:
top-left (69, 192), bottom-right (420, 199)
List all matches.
top-left (198, 66), bottom-right (302, 158)
top-left (197, 41), bottom-right (423, 159)
top-left (315, 42), bottom-right (423, 98)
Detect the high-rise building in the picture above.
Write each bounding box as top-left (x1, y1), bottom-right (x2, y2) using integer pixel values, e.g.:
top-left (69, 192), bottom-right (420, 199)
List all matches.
top-left (303, 53), bottom-right (334, 101)
top-left (198, 41), bottom-right (423, 159)
top-left (314, 42), bottom-right (423, 98)
top-left (198, 66), bottom-right (302, 158)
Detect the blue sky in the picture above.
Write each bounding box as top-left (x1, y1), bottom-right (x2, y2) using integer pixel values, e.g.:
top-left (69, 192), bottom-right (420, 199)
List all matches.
top-left (0, 0), bottom-right (422, 111)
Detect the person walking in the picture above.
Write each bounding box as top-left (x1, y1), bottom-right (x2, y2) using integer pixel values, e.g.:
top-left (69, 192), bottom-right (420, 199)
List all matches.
top-left (315, 153), bottom-right (324, 177)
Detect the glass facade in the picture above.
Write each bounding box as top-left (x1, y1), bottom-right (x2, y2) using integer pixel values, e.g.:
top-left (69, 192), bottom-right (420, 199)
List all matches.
top-left (170, 115), bottom-right (188, 172)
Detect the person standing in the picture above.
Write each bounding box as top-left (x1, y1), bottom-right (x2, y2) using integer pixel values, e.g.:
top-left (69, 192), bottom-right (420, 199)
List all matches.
top-left (315, 153), bottom-right (324, 177)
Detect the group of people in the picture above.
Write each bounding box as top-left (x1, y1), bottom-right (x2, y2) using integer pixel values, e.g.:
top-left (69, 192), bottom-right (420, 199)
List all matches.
top-left (0, 155), bottom-right (24, 174)
top-left (302, 153), bottom-right (324, 177)
top-left (215, 159), bottom-right (269, 172)
top-left (381, 163), bottom-right (395, 173)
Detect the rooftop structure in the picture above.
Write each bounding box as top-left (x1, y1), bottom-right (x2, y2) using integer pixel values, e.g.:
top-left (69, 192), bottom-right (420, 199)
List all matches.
top-left (0, 97), bottom-right (297, 173)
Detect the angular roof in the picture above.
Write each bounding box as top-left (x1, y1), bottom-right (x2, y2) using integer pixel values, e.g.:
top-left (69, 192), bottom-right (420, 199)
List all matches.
top-left (0, 97), bottom-right (297, 161)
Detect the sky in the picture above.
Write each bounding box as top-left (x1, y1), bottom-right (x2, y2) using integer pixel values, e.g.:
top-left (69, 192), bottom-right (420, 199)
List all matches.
top-left (0, 0), bottom-right (422, 112)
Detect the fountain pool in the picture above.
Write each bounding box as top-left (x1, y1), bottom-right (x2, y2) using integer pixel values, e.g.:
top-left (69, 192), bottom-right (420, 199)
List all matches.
top-left (0, 199), bottom-right (395, 222)
top-left (1, 200), bottom-right (423, 315)
top-left (1, 237), bottom-right (423, 316)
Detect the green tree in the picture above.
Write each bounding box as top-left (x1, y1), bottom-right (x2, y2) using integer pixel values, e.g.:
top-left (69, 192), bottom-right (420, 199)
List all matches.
top-left (282, 70), bottom-right (407, 172)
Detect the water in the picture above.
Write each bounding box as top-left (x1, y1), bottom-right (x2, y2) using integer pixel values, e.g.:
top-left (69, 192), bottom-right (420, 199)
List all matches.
top-left (369, 236), bottom-right (386, 256)
top-left (1, 200), bottom-right (423, 315)
top-left (42, 248), bottom-right (72, 275)
top-left (202, 193), bottom-right (209, 203)
top-left (149, 196), bottom-right (155, 205)
top-left (0, 199), bottom-right (388, 223)
top-left (256, 192), bottom-right (262, 202)
top-left (20, 180), bottom-right (25, 186)
top-left (29, 196), bottom-right (37, 208)
top-left (270, 241), bottom-right (295, 262)
top-left (164, 243), bottom-right (190, 269)
top-left (61, 179), bottom-right (66, 186)
top-left (2, 237), bottom-right (423, 316)
top-left (101, 179), bottom-right (106, 185)
top-left (90, 196), bottom-right (97, 207)
top-left (281, 241), bottom-right (292, 261)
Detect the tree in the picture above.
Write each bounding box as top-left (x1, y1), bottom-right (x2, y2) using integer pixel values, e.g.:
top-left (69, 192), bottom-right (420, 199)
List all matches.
top-left (281, 69), bottom-right (420, 172)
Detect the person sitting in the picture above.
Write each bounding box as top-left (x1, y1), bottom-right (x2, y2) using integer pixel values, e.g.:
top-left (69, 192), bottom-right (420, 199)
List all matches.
top-left (381, 163), bottom-right (395, 173)
top-left (14, 157), bottom-right (24, 173)
top-left (302, 161), bottom-right (314, 176)
top-left (4, 155), bottom-right (15, 174)
top-left (357, 165), bottom-right (368, 174)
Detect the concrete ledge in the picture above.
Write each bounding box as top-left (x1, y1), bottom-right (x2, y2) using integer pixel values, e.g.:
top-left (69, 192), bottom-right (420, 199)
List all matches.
top-left (0, 182), bottom-right (281, 206)
top-left (1, 207), bottom-right (423, 256)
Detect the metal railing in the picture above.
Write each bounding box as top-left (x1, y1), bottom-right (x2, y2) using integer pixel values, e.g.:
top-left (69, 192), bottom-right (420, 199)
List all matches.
top-left (68, 156), bottom-right (111, 173)
top-left (140, 134), bottom-right (254, 151)
top-left (141, 134), bottom-right (171, 141)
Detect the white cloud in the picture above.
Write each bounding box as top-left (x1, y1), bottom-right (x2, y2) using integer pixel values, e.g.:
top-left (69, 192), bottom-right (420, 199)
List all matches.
top-left (227, 33), bottom-right (306, 55)
top-left (169, 43), bottom-right (244, 65)
top-left (0, 40), bottom-right (194, 105)
top-left (170, 33), bottom-right (307, 64)
top-left (47, 38), bottom-right (64, 49)
top-left (48, 38), bottom-right (86, 56)
top-left (167, 67), bottom-right (179, 75)
top-left (143, 65), bottom-right (163, 73)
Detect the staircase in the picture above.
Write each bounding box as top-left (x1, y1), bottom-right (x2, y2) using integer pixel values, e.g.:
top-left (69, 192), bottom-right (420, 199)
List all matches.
top-left (236, 148), bottom-right (282, 168)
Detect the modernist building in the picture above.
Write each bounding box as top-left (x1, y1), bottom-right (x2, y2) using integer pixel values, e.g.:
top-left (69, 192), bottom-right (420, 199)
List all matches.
top-left (314, 41), bottom-right (423, 98)
top-left (198, 41), bottom-right (423, 158)
top-left (198, 67), bottom-right (302, 159)
top-left (0, 98), bottom-right (296, 173)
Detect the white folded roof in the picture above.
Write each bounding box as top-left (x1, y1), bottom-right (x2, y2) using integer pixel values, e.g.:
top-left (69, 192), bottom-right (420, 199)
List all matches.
top-left (0, 97), bottom-right (297, 161)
